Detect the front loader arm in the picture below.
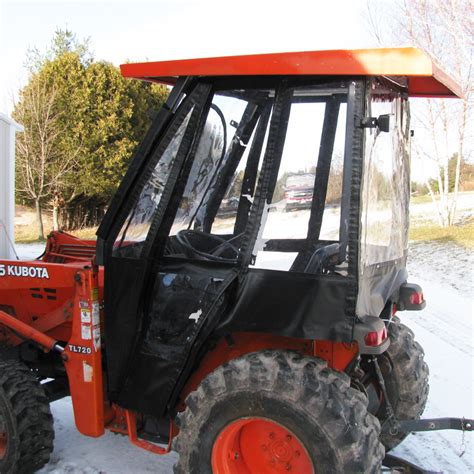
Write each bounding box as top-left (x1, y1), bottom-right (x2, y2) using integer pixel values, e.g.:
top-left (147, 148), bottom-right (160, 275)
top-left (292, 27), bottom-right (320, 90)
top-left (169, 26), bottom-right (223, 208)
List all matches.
top-left (0, 260), bottom-right (105, 437)
top-left (63, 266), bottom-right (105, 437)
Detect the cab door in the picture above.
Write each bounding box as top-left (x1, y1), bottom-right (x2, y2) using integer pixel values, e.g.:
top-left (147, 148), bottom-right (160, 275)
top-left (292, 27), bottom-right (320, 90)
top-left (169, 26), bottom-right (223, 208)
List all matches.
top-left (96, 81), bottom-right (211, 401)
top-left (106, 83), bottom-right (274, 415)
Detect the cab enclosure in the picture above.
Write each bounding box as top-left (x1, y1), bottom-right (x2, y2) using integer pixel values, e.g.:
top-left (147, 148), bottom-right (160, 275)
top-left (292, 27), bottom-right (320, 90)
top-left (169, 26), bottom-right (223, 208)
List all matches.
top-left (95, 48), bottom-right (460, 418)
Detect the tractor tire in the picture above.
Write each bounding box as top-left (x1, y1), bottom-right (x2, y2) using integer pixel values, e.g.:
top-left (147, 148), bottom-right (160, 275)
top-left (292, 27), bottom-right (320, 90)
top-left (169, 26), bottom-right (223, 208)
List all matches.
top-left (0, 359), bottom-right (54, 474)
top-left (378, 317), bottom-right (429, 451)
top-left (173, 350), bottom-right (384, 474)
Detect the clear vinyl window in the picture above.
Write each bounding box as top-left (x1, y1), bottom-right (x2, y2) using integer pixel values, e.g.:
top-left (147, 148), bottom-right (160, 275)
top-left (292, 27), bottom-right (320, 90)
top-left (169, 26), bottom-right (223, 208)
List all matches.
top-left (114, 108), bottom-right (194, 255)
top-left (171, 94), bottom-right (253, 236)
top-left (165, 88), bottom-right (274, 263)
top-left (360, 82), bottom-right (410, 268)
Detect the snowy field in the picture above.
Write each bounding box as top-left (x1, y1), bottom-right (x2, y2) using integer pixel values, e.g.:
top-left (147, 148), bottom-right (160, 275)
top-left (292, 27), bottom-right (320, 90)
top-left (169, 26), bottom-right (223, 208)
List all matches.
top-left (12, 203), bottom-right (473, 473)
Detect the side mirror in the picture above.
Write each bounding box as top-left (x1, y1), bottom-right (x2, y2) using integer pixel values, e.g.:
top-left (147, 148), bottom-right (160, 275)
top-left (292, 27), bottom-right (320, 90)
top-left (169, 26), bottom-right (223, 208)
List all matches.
top-left (360, 114), bottom-right (391, 133)
top-left (376, 114), bottom-right (391, 133)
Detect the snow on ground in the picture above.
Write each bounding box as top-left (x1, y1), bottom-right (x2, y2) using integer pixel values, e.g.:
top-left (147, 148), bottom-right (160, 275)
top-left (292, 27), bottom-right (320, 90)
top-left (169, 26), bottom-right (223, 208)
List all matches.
top-left (390, 242), bottom-right (474, 473)
top-left (12, 205), bottom-right (474, 473)
top-left (38, 400), bottom-right (177, 473)
top-left (410, 192), bottom-right (474, 226)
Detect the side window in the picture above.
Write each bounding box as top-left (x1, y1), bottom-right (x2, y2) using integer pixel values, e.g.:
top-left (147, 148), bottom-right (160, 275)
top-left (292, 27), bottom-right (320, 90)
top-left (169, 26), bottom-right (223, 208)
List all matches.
top-left (170, 93), bottom-right (256, 236)
top-left (114, 108), bottom-right (194, 256)
top-left (170, 105), bottom-right (227, 236)
top-left (360, 85), bottom-right (410, 268)
top-left (251, 90), bottom-right (347, 272)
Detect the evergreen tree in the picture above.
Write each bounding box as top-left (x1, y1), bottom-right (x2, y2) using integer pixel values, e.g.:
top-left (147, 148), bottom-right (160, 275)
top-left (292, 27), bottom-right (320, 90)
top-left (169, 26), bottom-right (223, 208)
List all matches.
top-left (13, 29), bottom-right (168, 233)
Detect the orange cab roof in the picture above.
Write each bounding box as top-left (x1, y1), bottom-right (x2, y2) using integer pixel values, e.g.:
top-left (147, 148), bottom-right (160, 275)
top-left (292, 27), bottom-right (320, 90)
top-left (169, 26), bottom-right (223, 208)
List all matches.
top-left (121, 47), bottom-right (461, 99)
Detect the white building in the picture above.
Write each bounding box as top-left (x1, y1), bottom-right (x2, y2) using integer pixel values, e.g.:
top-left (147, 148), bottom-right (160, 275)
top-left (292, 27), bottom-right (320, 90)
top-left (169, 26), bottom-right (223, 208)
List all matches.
top-left (0, 113), bottom-right (23, 260)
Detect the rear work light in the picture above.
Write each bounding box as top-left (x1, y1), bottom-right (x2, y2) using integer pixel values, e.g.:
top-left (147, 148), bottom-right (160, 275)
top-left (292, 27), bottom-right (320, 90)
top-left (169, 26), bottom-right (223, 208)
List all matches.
top-left (364, 326), bottom-right (388, 347)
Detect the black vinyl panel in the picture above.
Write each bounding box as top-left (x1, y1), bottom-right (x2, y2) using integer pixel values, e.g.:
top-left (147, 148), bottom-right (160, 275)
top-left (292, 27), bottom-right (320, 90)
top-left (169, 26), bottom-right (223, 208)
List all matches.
top-left (105, 257), bottom-right (148, 395)
top-left (217, 268), bottom-right (354, 341)
top-left (116, 259), bottom-right (237, 415)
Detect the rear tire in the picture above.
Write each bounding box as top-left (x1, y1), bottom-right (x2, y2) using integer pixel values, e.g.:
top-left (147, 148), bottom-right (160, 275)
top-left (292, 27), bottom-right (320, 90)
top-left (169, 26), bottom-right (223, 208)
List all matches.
top-left (0, 360), bottom-right (54, 474)
top-left (173, 350), bottom-right (384, 473)
top-left (378, 317), bottom-right (429, 451)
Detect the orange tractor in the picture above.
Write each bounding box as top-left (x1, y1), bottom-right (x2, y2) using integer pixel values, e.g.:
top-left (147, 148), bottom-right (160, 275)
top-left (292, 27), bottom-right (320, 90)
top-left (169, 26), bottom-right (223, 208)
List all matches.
top-left (0, 47), bottom-right (472, 473)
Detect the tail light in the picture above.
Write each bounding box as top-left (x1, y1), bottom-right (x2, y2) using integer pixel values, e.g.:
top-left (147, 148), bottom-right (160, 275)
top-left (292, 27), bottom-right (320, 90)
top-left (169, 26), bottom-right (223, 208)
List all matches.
top-left (364, 326), bottom-right (388, 347)
top-left (397, 283), bottom-right (426, 311)
top-left (353, 316), bottom-right (390, 354)
top-left (410, 292), bottom-right (424, 305)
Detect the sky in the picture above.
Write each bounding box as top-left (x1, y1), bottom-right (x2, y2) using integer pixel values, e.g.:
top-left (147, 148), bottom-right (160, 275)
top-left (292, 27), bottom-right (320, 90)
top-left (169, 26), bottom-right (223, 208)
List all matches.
top-left (0, 0), bottom-right (378, 113)
top-left (0, 0), bottom-right (465, 183)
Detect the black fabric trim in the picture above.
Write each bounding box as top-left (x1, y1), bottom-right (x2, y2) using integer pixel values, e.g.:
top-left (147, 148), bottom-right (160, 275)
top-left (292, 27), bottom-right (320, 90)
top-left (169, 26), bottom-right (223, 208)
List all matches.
top-left (103, 84), bottom-right (211, 395)
top-left (238, 82), bottom-right (293, 269)
top-left (104, 84), bottom-right (203, 259)
top-left (263, 239), bottom-right (337, 253)
top-left (344, 81), bottom-right (366, 331)
top-left (142, 84), bottom-right (213, 258)
top-left (234, 103), bottom-right (273, 235)
top-left (201, 103), bottom-right (261, 233)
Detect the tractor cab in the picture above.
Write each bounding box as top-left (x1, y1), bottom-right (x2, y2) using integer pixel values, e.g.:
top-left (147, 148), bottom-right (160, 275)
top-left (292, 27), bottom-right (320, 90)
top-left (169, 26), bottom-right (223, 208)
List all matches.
top-left (1, 48), bottom-right (470, 474)
top-left (95, 48), bottom-right (460, 416)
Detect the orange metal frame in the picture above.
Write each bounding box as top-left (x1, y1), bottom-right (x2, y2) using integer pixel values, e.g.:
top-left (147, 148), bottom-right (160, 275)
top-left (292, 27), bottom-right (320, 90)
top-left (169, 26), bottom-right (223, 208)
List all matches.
top-left (0, 233), bottom-right (105, 437)
top-left (120, 47), bottom-right (462, 98)
top-left (178, 333), bottom-right (359, 408)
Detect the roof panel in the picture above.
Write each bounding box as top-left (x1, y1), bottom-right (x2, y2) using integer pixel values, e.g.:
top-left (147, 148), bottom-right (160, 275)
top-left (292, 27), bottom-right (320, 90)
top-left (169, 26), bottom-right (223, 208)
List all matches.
top-left (120, 47), bottom-right (461, 98)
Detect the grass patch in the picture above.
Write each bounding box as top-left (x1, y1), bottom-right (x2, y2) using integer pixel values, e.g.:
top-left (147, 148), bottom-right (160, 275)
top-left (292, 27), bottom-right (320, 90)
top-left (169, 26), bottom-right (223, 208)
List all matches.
top-left (409, 219), bottom-right (474, 248)
top-left (410, 194), bottom-right (433, 205)
top-left (70, 227), bottom-right (98, 240)
top-left (15, 226), bottom-right (98, 243)
top-left (410, 191), bottom-right (474, 205)
top-left (14, 205), bottom-right (97, 243)
top-left (14, 226), bottom-right (47, 244)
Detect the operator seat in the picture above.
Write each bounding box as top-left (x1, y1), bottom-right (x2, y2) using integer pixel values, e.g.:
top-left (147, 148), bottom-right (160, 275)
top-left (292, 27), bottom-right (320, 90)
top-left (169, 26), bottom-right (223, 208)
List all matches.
top-left (303, 243), bottom-right (341, 274)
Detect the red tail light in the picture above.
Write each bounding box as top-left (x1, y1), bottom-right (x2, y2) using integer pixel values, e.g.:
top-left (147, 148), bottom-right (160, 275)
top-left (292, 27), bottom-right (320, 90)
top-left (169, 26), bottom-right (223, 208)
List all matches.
top-left (410, 292), bottom-right (424, 305)
top-left (364, 326), bottom-right (388, 347)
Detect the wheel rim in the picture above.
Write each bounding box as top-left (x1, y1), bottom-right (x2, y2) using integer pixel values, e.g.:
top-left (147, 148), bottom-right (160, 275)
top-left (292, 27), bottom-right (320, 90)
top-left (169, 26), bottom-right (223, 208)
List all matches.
top-left (211, 417), bottom-right (314, 474)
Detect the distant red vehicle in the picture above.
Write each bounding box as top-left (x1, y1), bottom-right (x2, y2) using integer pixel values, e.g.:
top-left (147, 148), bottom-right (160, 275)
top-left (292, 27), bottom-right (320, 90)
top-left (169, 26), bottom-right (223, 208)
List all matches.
top-left (284, 173), bottom-right (315, 211)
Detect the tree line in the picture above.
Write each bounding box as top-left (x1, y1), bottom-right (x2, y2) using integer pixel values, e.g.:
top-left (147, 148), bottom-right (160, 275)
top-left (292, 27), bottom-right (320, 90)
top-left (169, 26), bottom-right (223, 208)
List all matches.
top-left (13, 30), bottom-right (168, 238)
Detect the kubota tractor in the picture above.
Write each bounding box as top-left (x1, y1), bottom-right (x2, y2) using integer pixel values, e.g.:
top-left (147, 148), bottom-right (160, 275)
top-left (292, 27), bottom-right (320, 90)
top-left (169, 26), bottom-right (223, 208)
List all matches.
top-left (0, 47), bottom-right (472, 474)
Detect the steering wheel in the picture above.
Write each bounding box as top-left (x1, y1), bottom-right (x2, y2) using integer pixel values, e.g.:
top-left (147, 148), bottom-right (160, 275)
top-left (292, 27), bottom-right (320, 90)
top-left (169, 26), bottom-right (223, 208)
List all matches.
top-left (176, 229), bottom-right (240, 263)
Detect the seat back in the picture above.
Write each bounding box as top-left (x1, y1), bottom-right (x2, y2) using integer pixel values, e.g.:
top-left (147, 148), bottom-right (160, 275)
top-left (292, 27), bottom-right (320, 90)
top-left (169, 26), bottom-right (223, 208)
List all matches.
top-left (304, 243), bottom-right (340, 274)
